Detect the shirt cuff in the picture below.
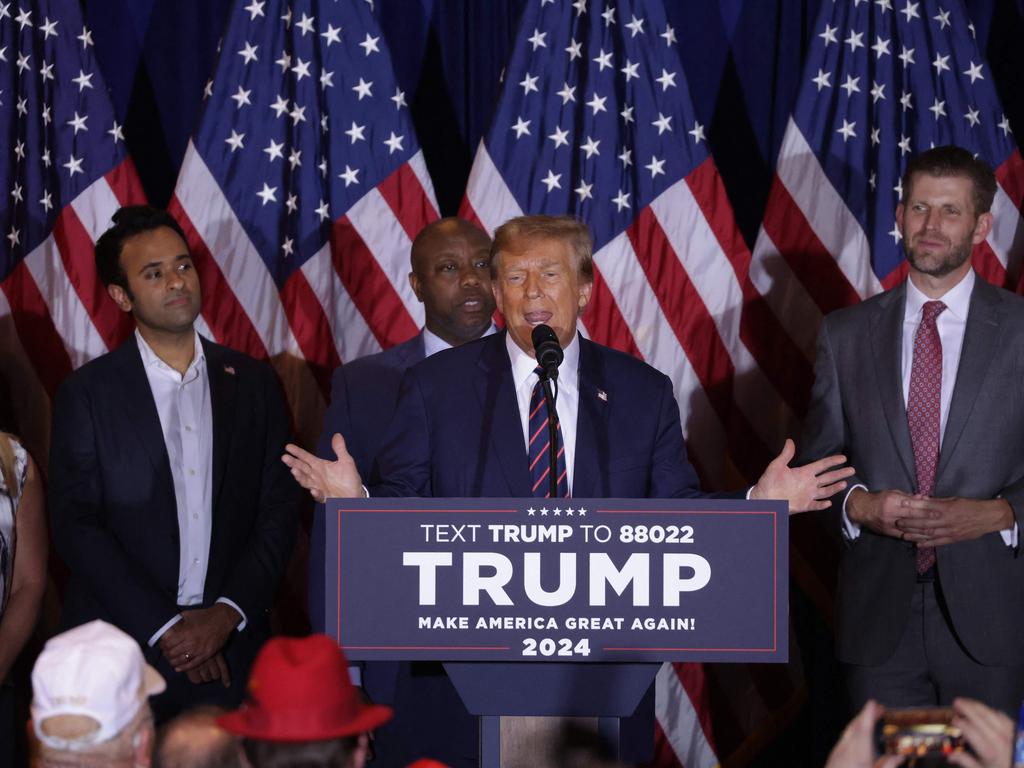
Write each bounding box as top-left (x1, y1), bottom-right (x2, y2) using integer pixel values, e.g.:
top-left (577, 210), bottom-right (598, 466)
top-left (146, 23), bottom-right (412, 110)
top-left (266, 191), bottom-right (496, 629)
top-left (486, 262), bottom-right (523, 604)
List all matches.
top-left (216, 597), bottom-right (248, 631)
top-left (349, 664), bottom-right (362, 687)
top-left (745, 486), bottom-right (754, 500)
top-left (149, 614), bottom-right (183, 647)
top-left (999, 523), bottom-right (1018, 548)
top-left (841, 484), bottom-right (868, 540)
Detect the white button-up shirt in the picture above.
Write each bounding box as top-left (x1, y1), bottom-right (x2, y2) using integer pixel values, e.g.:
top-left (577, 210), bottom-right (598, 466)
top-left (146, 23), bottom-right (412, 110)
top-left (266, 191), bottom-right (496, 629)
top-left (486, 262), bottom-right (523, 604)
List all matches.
top-left (137, 330), bottom-right (246, 644)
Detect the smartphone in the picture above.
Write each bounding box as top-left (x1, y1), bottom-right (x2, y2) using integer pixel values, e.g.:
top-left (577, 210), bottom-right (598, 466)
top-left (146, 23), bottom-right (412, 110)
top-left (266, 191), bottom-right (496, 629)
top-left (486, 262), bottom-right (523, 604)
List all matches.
top-left (876, 707), bottom-right (965, 760)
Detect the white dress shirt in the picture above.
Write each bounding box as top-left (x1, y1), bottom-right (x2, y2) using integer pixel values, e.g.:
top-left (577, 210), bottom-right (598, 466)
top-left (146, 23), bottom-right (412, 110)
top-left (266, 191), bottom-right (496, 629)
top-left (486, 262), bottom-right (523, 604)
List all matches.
top-left (507, 332), bottom-right (580, 494)
top-left (843, 271), bottom-right (1015, 546)
top-left (137, 330), bottom-right (246, 645)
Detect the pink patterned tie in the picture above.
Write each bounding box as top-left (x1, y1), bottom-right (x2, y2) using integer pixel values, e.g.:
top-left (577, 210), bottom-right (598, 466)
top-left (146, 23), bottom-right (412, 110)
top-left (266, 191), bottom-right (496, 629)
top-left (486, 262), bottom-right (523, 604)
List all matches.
top-left (906, 300), bottom-right (945, 574)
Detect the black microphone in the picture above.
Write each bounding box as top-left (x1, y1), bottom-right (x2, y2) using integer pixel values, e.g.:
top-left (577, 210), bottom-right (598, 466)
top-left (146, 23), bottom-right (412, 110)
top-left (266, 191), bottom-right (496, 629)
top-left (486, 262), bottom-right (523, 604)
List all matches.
top-left (531, 324), bottom-right (564, 381)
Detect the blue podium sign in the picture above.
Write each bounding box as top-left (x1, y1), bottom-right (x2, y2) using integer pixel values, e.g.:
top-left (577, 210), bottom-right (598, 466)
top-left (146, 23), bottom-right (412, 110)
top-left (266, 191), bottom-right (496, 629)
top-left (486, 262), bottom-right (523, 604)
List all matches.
top-left (325, 498), bottom-right (787, 663)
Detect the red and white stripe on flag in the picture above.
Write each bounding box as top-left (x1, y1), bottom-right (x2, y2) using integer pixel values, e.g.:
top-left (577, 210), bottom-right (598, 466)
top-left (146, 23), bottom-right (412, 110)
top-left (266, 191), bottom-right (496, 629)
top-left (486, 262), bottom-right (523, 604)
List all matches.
top-left (0, 0), bottom-right (148, 462)
top-left (168, 0), bottom-right (439, 443)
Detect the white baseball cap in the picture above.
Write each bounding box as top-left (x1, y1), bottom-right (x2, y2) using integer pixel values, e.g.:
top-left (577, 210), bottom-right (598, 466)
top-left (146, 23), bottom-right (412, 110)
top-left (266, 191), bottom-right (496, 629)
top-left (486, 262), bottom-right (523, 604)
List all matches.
top-left (31, 620), bottom-right (166, 749)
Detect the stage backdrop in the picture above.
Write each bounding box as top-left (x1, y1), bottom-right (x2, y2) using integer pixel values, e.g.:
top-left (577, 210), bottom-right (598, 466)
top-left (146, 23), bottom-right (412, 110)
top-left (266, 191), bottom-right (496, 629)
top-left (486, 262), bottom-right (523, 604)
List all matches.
top-left (3, 1), bottom-right (1024, 767)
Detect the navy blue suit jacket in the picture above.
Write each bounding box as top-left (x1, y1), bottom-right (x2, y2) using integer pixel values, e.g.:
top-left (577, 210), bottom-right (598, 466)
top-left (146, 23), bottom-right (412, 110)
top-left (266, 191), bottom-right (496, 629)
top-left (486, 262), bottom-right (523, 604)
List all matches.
top-left (315, 333), bottom-right (426, 479)
top-left (310, 333), bottom-right (425, 630)
top-left (370, 331), bottom-right (704, 499)
top-left (49, 335), bottom-right (298, 712)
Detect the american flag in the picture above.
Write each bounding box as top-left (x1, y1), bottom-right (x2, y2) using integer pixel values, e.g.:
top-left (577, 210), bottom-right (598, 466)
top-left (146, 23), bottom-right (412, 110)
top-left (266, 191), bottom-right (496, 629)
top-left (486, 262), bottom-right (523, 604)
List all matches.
top-left (0, 0), bottom-right (146, 455)
top-left (752, 0), bottom-right (1023, 379)
top-left (169, 0), bottom-right (439, 443)
top-left (460, 0), bottom-right (805, 764)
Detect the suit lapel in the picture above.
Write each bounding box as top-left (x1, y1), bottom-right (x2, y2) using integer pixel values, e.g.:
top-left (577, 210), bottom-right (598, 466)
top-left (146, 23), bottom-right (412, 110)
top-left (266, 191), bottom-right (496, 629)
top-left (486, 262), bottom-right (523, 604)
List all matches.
top-left (936, 279), bottom-right (1001, 481)
top-left (871, 285), bottom-right (917, 486)
top-left (573, 338), bottom-right (609, 498)
top-left (475, 334), bottom-right (532, 496)
top-left (111, 337), bottom-right (174, 482)
top-left (397, 332), bottom-right (426, 368)
top-left (203, 338), bottom-right (237, 507)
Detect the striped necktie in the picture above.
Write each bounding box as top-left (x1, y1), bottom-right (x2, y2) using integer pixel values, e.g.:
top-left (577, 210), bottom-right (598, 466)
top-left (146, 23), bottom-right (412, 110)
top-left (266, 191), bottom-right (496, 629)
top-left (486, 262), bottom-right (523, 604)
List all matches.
top-left (528, 366), bottom-right (569, 498)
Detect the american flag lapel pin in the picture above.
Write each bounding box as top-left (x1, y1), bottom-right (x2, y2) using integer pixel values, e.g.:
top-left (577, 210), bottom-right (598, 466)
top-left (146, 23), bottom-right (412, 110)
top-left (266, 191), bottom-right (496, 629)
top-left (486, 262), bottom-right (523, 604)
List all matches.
top-left (597, 388), bottom-right (608, 402)
top-left (223, 364), bottom-right (236, 376)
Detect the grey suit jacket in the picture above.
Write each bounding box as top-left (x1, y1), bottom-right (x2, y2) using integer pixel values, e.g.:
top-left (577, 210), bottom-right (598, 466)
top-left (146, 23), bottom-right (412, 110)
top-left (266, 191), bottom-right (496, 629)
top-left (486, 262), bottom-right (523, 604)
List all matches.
top-left (801, 276), bottom-right (1024, 666)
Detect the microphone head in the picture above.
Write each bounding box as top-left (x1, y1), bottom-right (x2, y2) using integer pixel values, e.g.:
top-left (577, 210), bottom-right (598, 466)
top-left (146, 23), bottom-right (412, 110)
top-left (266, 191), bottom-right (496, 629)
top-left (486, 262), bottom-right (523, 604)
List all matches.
top-left (531, 323), bottom-right (559, 351)
top-left (531, 324), bottom-right (564, 380)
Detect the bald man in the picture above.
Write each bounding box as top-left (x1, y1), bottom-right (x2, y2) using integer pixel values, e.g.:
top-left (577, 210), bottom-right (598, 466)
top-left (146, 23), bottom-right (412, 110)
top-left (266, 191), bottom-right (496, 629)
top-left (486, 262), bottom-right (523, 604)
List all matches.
top-left (310, 217), bottom-right (496, 768)
top-left (314, 218), bottom-right (496, 482)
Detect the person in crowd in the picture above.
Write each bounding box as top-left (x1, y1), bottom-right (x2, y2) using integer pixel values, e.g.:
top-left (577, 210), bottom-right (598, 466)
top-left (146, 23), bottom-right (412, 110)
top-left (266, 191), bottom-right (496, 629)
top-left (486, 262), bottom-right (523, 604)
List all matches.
top-left (155, 705), bottom-right (241, 768)
top-left (824, 698), bottom-right (1014, 768)
top-left (217, 635), bottom-right (392, 768)
top-left (49, 205), bottom-right (298, 721)
top-left (28, 620), bottom-right (164, 768)
top-left (0, 431), bottom-right (46, 762)
top-left (799, 146), bottom-right (1024, 714)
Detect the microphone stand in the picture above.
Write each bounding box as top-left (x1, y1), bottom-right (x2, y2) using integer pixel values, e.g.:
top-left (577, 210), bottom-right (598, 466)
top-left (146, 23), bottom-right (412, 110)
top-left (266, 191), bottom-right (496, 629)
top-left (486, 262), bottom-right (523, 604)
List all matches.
top-left (540, 372), bottom-right (560, 499)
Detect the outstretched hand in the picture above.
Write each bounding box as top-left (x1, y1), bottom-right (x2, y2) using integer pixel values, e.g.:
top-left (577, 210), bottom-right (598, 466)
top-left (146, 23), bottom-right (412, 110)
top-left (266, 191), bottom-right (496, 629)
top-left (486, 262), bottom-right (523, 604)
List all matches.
top-left (751, 438), bottom-right (855, 514)
top-left (282, 433), bottom-right (365, 502)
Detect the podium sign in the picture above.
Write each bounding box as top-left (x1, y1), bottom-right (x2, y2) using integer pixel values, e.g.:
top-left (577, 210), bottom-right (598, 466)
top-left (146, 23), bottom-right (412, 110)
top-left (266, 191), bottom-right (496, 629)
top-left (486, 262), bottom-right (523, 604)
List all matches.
top-left (325, 498), bottom-right (787, 663)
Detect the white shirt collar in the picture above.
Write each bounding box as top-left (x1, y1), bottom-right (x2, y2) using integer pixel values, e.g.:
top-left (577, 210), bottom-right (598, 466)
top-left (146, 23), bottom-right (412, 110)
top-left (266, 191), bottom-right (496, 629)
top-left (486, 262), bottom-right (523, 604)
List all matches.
top-left (506, 329), bottom-right (581, 389)
top-left (135, 327), bottom-right (205, 379)
top-left (422, 322), bottom-right (498, 359)
top-left (905, 269), bottom-right (975, 323)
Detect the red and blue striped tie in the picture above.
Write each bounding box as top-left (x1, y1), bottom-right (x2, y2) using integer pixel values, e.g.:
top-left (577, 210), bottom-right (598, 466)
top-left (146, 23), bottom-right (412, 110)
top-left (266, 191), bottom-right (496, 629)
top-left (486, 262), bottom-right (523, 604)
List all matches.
top-left (528, 366), bottom-right (569, 498)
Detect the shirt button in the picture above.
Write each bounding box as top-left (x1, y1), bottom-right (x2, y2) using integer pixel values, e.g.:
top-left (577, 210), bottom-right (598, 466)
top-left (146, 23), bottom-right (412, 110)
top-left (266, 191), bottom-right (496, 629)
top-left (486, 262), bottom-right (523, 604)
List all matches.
top-left (185, 425), bottom-right (192, 432)
top-left (188, 469), bottom-right (196, 476)
top-left (192, 513), bottom-right (199, 520)
top-left (193, 558), bottom-right (200, 565)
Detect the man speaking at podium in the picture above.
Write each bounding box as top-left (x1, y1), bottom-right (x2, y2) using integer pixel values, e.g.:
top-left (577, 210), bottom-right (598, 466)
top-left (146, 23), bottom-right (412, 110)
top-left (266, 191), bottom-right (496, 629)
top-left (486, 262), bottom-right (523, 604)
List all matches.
top-left (284, 213), bottom-right (852, 767)
top-left (286, 214), bottom-right (850, 507)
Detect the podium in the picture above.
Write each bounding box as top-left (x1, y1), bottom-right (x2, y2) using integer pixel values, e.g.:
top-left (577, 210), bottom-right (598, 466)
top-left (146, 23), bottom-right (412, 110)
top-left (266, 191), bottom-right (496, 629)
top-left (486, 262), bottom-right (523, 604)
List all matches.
top-left (321, 497), bottom-right (788, 765)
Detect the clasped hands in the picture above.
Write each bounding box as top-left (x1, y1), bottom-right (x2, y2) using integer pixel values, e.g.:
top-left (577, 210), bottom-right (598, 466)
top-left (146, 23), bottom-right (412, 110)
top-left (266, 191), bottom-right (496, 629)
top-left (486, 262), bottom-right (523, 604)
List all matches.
top-left (846, 488), bottom-right (1014, 546)
top-left (157, 603), bottom-right (240, 687)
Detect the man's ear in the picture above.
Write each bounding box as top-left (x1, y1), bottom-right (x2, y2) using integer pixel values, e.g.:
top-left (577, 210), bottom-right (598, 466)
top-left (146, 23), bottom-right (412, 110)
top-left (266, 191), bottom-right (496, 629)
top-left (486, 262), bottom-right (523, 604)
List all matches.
top-left (107, 283), bottom-right (133, 313)
top-left (408, 271), bottom-right (424, 303)
top-left (972, 211), bottom-right (993, 245)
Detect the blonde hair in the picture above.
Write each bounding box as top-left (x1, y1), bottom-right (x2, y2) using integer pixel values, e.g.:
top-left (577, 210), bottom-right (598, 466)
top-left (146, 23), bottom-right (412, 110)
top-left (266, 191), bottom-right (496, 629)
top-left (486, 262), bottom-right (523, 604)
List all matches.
top-left (491, 215), bottom-right (594, 282)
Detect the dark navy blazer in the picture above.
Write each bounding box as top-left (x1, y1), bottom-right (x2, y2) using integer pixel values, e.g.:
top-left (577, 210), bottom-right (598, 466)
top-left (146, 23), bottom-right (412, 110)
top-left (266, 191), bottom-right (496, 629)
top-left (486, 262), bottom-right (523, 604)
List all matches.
top-left (49, 335), bottom-right (298, 714)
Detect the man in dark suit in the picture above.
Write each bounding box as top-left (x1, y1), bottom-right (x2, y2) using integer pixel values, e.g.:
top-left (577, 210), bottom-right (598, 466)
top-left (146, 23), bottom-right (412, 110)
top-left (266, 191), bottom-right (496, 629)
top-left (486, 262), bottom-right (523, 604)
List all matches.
top-left (49, 206), bottom-right (298, 720)
top-left (287, 214), bottom-right (849, 506)
top-left (314, 217), bottom-right (496, 484)
top-left (309, 218), bottom-right (495, 768)
top-left (285, 213), bottom-right (853, 765)
top-left (799, 146), bottom-right (1024, 714)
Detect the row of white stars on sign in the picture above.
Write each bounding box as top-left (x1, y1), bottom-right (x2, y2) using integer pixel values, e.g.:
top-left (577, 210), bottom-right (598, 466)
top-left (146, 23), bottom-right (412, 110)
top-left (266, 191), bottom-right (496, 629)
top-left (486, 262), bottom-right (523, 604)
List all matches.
top-left (526, 507), bottom-right (587, 517)
top-left (525, 21), bottom-right (677, 52)
top-left (825, 111), bottom-right (1012, 146)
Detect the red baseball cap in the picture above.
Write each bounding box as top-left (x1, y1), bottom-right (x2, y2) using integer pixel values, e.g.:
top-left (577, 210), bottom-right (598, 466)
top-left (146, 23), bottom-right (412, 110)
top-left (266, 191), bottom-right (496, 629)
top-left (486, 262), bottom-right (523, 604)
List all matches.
top-left (218, 635), bottom-right (392, 742)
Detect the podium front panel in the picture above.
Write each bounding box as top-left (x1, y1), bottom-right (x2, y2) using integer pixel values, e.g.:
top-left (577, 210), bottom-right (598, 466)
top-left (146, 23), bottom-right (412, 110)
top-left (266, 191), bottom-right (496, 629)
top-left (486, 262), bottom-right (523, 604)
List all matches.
top-left (324, 497), bottom-right (788, 663)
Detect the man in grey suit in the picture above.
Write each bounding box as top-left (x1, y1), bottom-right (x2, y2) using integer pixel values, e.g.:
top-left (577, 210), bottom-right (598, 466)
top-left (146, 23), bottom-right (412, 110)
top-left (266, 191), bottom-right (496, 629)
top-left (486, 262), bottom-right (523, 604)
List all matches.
top-left (801, 146), bottom-right (1024, 714)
